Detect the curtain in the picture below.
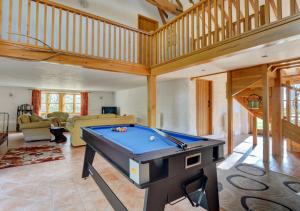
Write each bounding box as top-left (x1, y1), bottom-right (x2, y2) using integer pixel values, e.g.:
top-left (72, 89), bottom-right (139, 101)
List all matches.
top-left (81, 92), bottom-right (89, 116)
top-left (32, 90), bottom-right (41, 115)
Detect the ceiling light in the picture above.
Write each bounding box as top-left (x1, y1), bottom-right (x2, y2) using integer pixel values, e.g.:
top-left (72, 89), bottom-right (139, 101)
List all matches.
top-left (201, 69), bottom-right (206, 72)
top-left (262, 55), bottom-right (268, 58)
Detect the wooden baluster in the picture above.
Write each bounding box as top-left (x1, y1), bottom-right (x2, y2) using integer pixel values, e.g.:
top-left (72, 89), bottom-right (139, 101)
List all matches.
top-left (181, 17), bottom-right (184, 54)
top-left (296, 91), bottom-right (299, 126)
top-left (35, 1), bottom-right (39, 45)
top-left (133, 32), bottom-right (136, 63)
top-left (178, 20), bottom-right (181, 56)
top-left (214, 0), bottom-right (218, 44)
top-left (202, 3), bottom-right (206, 47)
top-left (59, 8), bottom-right (62, 49)
top-left (128, 31), bottom-right (131, 62)
top-left (245, 0), bottom-right (249, 32)
top-left (159, 31), bottom-right (162, 63)
top-left (260, 5), bottom-right (266, 26)
top-left (265, 0), bottom-right (270, 24)
top-left (27, 0), bottom-right (31, 44)
top-left (97, 21), bottom-right (100, 56)
top-left (66, 11), bottom-right (69, 51)
top-left (79, 14), bottom-right (82, 53)
top-left (43, 3), bottom-right (47, 46)
top-left (170, 25), bottom-right (173, 59)
top-left (18, 0), bottom-right (23, 42)
top-left (91, 19), bottom-right (94, 56)
top-left (236, 0), bottom-right (240, 35)
top-left (102, 22), bottom-right (106, 57)
top-left (108, 24), bottom-right (111, 58)
top-left (73, 13), bottom-right (76, 52)
top-left (277, 0), bottom-right (282, 20)
top-left (0, 0), bottom-right (2, 39)
top-left (228, 0), bottom-right (232, 37)
top-left (51, 6), bottom-right (56, 48)
top-left (143, 34), bottom-right (146, 64)
top-left (196, 6), bottom-right (200, 49)
top-left (114, 26), bottom-right (116, 60)
top-left (119, 27), bottom-right (121, 60)
top-left (186, 14), bottom-right (190, 53)
top-left (8, 0), bottom-right (13, 40)
top-left (191, 10), bottom-right (194, 51)
top-left (291, 0), bottom-right (296, 15)
top-left (124, 29), bottom-right (127, 62)
top-left (221, 0), bottom-right (225, 41)
top-left (85, 17), bottom-right (88, 55)
top-left (208, 0), bottom-right (212, 45)
top-left (145, 34), bottom-right (148, 65)
top-left (163, 28), bottom-right (166, 62)
top-left (254, 0), bottom-right (259, 28)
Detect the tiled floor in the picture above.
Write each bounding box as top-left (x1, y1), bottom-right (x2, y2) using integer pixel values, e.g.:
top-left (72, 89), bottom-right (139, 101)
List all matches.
top-left (0, 133), bottom-right (299, 211)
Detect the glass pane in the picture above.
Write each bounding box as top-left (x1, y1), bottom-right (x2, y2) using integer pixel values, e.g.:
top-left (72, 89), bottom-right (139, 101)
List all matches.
top-left (64, 94), bottom-right (74, 103)
top-left (41, 94), bottom-right (47, 103)
top-left (49, 103), bottom-right (59, 112)
top-left (75, 104), bottom-right (81, 113)
top-left (49, 94), bottom-right (59, 103)
top-left (257, 118), bottom-right (263, 130)
top-left (64, 104), bottom-right (73, 113)
top-left (41, 104), bottom-right (46, 113)
top-left (75, 95), bottom-right (81, 104)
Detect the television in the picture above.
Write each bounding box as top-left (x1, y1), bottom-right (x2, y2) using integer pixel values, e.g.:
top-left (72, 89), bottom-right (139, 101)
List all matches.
top-left (102, 106), bottom-right (118, 115)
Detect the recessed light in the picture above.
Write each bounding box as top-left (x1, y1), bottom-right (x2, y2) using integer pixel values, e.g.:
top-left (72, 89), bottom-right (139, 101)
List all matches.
top-left (262, 55), bottom-right (268, 58)
top-left (201, 69), bottom-right (206, 72)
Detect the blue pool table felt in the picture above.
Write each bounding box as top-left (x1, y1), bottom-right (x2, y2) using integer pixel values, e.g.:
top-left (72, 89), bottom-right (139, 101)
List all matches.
top-left (90, 125), bottom-right (203, 154)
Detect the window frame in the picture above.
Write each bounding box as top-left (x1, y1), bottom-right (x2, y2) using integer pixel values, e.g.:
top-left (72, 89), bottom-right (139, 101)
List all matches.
top-left (40, 92), bottom-right (81, 115)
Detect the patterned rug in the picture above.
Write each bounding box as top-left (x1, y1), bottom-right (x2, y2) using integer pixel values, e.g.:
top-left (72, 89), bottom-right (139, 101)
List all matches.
top-left (0, 145), bottom-right (64, 169)
top-left (217, 163), bottom-right (300, 211)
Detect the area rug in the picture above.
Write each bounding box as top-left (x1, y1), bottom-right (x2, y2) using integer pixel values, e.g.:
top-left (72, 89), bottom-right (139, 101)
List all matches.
top-left (217, 163), bottom-right (300, 211)
top-left (0, 145), bottom-right (64, 169)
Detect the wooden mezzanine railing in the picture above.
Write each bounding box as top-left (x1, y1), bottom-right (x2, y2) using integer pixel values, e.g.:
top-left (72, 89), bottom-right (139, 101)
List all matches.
top-left (0, 0), bottom-right (300, 74)
top-left (0, 0), bottom-right (151, 67)
top-left (150, 0), bottom-right (300, 67)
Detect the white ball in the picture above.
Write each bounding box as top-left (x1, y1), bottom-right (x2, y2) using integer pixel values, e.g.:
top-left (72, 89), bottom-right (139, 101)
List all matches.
top-left (149, 136), bottom-right (155, 141)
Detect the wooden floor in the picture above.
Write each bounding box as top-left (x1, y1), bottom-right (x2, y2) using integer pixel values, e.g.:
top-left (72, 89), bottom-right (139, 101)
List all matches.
top-left (0, 132), bottom-right (299, 211)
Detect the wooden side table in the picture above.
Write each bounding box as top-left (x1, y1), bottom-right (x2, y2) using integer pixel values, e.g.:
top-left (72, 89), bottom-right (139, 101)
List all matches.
top-left (50, 127), bottom-right (67, 143)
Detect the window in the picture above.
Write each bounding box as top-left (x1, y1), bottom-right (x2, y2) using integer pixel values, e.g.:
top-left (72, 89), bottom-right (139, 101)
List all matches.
top-left (41, 92), bottom-right (81, 115)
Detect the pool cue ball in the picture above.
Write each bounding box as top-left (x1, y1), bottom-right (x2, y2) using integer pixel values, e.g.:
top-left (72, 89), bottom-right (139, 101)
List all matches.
top-left (149, 136), bottom-right (155, 141)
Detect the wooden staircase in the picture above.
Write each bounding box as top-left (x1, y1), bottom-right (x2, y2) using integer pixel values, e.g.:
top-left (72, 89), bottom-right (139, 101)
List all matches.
top-left (231, 67), bottom-right (300, 152)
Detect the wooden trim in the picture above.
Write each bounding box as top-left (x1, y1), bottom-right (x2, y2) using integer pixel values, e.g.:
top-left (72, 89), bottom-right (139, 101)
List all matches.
top-left (252, 115), bottom-right (257, 145)
top-left (227, 72), bottom-right (233, 155)
top-left (147, 75), bottom-right (157, 127)
top-left (0, 40), bottom-right (150, 75)
top-left (271, 70), bottom-right (282, 157)
top-left (262, 65), bottom-right (269, 163)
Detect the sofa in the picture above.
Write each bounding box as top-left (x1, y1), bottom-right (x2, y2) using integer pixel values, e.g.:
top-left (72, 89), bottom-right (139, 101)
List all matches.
top-left (47, 112), bottom-right (69, 127)
top-left (66, 114), bottom-right (136, 147)
top-left (18, 114), bottom-right (52, 142)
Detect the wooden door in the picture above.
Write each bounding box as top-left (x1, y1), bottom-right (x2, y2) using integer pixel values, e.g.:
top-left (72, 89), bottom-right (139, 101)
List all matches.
top-left (138, 15), bottom-right (158, 64)
top-left (196, 79), bottom-right (213, 136)
top-left (138, 15), bottom-right (159, 32)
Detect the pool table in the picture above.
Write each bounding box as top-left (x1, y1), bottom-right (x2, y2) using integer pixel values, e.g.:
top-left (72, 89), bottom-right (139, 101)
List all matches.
top-left (81, 124), bottom-right (225, 211)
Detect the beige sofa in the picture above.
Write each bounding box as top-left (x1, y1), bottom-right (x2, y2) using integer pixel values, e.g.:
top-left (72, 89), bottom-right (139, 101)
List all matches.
top-left (66, 114), bottom-right (136, 147)
top-left (18, 114), bottom-right (52, 142)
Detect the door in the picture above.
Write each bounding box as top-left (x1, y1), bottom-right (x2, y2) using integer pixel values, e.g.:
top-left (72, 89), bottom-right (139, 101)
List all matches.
top-left (138, 15), bottom-right (159, 64)
top-left (196, 79), bottom-right (213, 136)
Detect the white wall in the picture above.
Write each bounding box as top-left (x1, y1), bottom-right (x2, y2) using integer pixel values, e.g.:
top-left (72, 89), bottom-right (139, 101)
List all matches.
top-left (89, 91), bottom-right (115, 115)
top-left (0, 86), bottom-right (32, 131)
top-left (0, 86), bottom-right (115, 131)
top-left (115, 76), bottom-right (249, 137)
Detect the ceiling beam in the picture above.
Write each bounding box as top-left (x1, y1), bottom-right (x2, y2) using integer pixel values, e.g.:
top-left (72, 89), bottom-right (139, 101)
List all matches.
top-left (146, 0), bottom-right (183, 15)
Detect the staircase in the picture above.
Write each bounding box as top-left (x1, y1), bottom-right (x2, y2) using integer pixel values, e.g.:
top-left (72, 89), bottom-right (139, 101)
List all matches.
top-left (231, 68), bottom-right (300, 152)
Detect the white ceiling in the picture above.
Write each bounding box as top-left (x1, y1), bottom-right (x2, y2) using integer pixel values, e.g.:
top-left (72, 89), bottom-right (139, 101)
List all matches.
top-left (1, 36), bottom-right (300, 91)
top-left (0, 58), bottom-right (146, 91)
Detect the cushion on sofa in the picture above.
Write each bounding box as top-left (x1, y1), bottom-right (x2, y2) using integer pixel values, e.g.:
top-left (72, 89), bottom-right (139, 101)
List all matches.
top-left (20, 121), bottom-right (51, 129)
top-left (30, 114), bottom-right (41, 122)
top-left (97, 114), bottom-right (116, 118)
top-left (19, 115), bottom-right (31, 124)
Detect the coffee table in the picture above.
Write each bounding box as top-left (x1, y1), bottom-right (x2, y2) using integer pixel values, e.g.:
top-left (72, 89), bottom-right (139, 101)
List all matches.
top-left (50, 127), bottom-right (67, 143)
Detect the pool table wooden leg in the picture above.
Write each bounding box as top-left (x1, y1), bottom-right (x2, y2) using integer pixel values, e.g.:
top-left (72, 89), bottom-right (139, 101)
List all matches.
top-left (82, 145), bottom-right (96, 178)
top-left (204, 163), bottom-right (220, 211)
top-left (143, 183), bottom-right (167, 211)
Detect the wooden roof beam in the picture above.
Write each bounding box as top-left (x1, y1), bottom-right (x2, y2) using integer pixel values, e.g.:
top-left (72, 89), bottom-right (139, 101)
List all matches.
top-left (146, 0), bottom-right (183, 15)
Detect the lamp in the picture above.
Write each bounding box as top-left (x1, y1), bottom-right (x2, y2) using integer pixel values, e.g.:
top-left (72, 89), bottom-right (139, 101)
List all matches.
top-left (247, 94), bottom-right (262, 110)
